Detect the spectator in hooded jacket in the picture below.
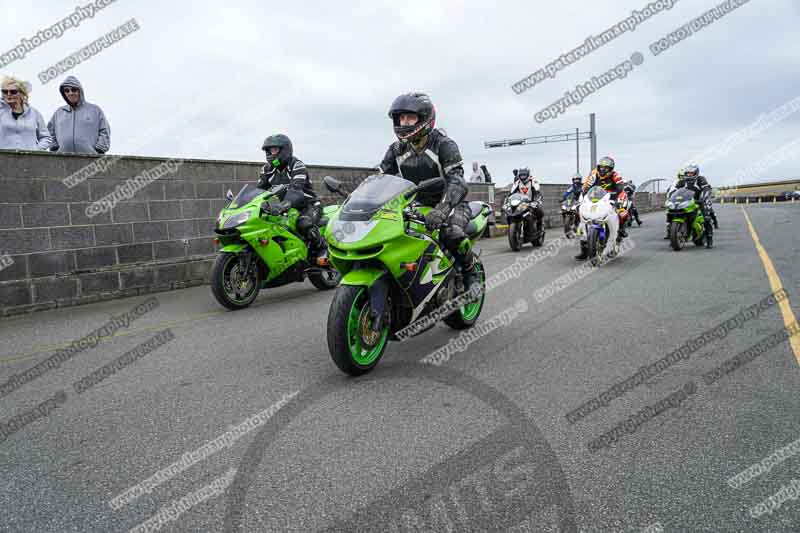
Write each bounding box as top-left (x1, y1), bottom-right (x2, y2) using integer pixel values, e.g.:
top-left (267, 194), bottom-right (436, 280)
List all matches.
top-left (469, 161), bottom-right (486, 183)
top-left (0, 76), bottom-right (53, 151)
top-left (47, 76), bottom-right (110, 154)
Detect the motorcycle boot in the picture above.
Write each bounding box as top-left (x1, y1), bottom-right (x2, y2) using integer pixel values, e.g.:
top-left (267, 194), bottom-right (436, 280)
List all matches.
top-left (455, 240), bottom-right (480, 301)
top-left (575, 241), bottom-right (589, 260)
top-left (704, 221), bottom-right (714, 249)
top-left (306, 226), bottom-right (329, 265)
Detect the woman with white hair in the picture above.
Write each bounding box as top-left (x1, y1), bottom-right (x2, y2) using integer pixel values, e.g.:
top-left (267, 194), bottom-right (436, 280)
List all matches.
top-left (0, 76), bottom-right (53, 150)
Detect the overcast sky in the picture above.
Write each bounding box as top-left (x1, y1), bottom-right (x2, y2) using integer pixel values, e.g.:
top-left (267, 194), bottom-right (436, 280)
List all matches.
top-left (2, 0), bottom-right (798, 187)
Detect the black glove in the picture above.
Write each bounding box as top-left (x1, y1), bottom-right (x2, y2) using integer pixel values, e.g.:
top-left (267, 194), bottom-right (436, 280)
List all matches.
top-left (262, 199), bottom-right (290, 215)
top-left (424, 208), bottom-right (448, 232)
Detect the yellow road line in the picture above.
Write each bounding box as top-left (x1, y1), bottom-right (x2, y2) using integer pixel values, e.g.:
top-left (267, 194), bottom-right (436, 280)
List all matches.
top-left (1, 289), bottom-right (318, 365)
top-left (742, 207), bottom-right (800, 365)
top-left (0, 309), bottom-right (228, 365)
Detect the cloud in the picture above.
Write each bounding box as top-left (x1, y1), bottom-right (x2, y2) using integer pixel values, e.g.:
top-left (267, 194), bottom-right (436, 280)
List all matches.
top-left (1, 0), bottom-right (796, 187)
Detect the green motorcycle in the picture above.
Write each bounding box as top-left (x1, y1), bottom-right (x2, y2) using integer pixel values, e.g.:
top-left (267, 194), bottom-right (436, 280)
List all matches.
top-left (211, 184), bottom-right (341, 310)
top-left (323, 174), bottom-right (490, 375)
top-left (665, 186), bottom-right (707, 251)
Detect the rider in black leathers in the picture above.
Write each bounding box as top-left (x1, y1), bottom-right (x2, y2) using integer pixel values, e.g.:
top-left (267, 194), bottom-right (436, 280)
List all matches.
top-left (509, 167), bottom-right (545, 234)
top-left (256, 133), bottom-right (328, 261)
top-left (377, 92), bottom-right (477, 291)
top-left (675, 164), bottom-right (715, 248)
top-left (623, 181), bottom-right (642, 226)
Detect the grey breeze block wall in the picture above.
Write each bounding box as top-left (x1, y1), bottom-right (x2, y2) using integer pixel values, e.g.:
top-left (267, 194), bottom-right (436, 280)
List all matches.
top-left (0, 150), bottom-right (502, 317)
top-left (0, 150), bottom-right (378, 317)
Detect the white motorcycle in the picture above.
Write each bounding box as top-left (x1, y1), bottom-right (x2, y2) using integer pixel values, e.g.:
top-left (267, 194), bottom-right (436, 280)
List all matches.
top-left (577, 186), bottom-right (620, 265)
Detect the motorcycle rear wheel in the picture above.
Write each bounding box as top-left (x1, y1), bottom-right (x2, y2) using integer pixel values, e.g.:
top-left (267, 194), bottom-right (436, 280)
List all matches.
top-left (443, 261), bottom-right (486, 330)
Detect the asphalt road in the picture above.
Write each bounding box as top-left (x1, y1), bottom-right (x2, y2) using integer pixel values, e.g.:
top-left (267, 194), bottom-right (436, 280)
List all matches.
top-left (1, 204), bottom-right (799, 532)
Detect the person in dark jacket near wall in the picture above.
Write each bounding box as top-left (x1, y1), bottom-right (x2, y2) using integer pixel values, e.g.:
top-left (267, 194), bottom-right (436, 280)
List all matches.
top-left (480, 164), bottom-right (492, 184)
top-left (377, 92), bottom-right (478, 293)
top-left (47, 76), bottom-right (110, 154)
top-left (256, 133), bottom-right (328, 262)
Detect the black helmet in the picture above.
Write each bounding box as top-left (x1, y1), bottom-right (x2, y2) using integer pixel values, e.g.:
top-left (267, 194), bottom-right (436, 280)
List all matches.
top-left (388, 92), bottom-right (436, 143)
top-left (261, 134), bottom-right (293, 169)
top-left (517, 167), bottom-right (531, 181)
top-left (571, 173), bottom-right (583, 187)
top-left (684, 163), bottom-right (699, 179)
top-left (597, 156), bottom-right (615, 177)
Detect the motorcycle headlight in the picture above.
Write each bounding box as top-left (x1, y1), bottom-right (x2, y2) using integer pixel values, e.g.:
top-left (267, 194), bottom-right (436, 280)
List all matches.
top-left (510, 199), bottom-right (521, 207)
top-left (221, 210), bottom-right (252, 229)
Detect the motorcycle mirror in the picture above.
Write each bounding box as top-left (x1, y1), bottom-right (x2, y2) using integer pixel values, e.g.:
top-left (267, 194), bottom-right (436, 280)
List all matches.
top-left (323, 176), bottom-right (346, 197)
top-left (403, 177), bottom-right (447, 200)
top-left (225, 189), bottom-right (234, 201)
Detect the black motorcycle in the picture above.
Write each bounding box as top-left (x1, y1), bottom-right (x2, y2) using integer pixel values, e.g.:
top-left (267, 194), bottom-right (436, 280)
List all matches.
top-left (503, 193), bottom-right (545, 251)
top-left (561, 196), bottom-right (580, 237)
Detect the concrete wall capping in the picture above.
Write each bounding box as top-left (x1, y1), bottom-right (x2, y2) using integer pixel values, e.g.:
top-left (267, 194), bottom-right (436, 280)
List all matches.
top-left (0, 150), bottom-right (667, 317)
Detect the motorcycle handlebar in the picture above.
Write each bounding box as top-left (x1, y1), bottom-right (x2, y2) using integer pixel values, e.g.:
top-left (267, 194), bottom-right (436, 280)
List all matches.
top-left (403, 208), bottom-right (450, 229)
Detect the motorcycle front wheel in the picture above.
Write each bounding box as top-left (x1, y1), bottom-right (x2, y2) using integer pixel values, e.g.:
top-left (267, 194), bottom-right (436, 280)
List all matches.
top-left (564, 215), bottom-right (574, 237)
top-left (508, 221), bottom-right (522, 251)
top-left (327, 285), bottom-right (389, 376)
top-left (669, 221), bottom-right (687, 251)
top-left (210, 252), bottom-right (261, 310)
top-left (587, 226), bottom-right (604, 265)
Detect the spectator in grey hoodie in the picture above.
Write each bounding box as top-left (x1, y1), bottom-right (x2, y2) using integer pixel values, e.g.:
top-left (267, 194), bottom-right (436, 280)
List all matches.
top-left (47, 76), bottom-right (110, 154)
top-left (469, 161), bottom-right (486, 183)
top-left (0, 76), bottom-right (53, 151)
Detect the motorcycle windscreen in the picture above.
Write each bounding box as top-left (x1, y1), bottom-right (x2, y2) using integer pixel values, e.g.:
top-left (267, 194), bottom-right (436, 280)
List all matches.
top-left (669, 187), bottom-right (694, 204)
top-left (340, 174), bottom-right (415, 221)
top-left (230, 184), bottom-right (266, 209)
top-left (507, 193), bottom-right (527, 204)
top-left (585, 186), bottom-right (609, 202)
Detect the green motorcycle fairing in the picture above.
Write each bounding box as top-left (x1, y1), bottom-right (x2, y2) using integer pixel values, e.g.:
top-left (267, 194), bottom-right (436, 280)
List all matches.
top-left (665, 187), bottom-right (705, 240)
top-left (215, 184), bottom-right (317, 282)
top-left (327, 174), bottom-right (487, 323)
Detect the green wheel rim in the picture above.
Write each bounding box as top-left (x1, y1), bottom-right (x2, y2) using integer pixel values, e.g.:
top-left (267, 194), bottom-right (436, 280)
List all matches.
top-left (460, 264), bottom-right (485, 321)
top-left (347, 288), bottom-right (389, 366)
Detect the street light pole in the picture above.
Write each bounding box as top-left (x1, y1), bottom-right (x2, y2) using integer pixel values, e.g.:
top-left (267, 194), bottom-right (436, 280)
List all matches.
top-left (483, 114), bottom-right (596, 178)
top-left (589, 113), bottom-right (597, 171)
